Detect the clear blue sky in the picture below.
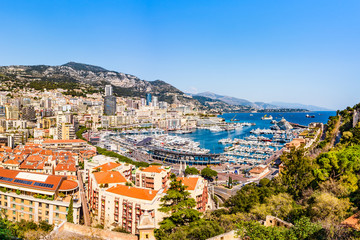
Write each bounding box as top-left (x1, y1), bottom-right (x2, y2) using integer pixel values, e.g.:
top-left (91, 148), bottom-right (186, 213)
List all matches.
top-left (1, 0), bottom-right (359, 110)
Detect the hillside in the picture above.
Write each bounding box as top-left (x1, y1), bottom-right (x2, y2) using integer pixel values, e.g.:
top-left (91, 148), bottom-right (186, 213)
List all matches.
top-left (0, 62), bottom-right (199, 107)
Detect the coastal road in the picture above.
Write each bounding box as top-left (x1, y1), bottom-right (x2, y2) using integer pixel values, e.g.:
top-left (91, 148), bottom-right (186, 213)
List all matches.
top-left (77, 170), bottom-right (91, 226)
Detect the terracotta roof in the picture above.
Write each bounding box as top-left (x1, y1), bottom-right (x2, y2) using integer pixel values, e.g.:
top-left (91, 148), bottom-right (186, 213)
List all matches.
top-left (95, 162), bottom-right (121, 172)
top-left (93, 171), bottom-right (127, 185)
top-left (249, 166), bottom-right (267, 174)
top-left (106, 184), bottom-right (158, 201)
top-left (4, 159), bottom-right (19, 165)
top-left (59, 180), bottom-right (78, 191)
top-left (342, 213), bottom-right (360, 230)
top-left (42, 139), bottom-right (86, 144)
top-left (55, 163), bottom-right (76, 172)
top-left (0, 169), bottom-right (64, 192)
top-left (142, 165), bottom-right (165, 173)
top-left (177, 177), bottom-right (199, 191)
top-left (19, 160), bottom-right (45, 170)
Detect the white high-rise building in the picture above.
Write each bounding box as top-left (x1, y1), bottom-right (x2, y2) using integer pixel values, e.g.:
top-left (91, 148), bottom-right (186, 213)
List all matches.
top-left (152, 96), bottom-right (158, 107)
top-left (105, 85), bottom-right (113, 96)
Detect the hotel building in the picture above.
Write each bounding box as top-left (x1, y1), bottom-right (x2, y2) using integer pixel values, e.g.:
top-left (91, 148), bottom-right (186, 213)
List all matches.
top-left (0, 169), bottom-right (81, 225)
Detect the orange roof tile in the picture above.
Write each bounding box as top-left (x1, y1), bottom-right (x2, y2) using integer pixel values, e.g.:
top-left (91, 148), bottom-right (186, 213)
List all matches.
top-left (142, 165), bottom-right (165, 173)
top-left (106, 184), bottom-right (158, 201)
top-left (42, 139), bottom-right (86, 144)
top-left (342, 213), bottom-right (360, 230)
top-left (93, 171), bottom-right (127, 185)
top-left (0, 169), bottom-right (64, 192)
top-left (59, 180), bottom-right (78, 191)
top-left (4, 159), bottom-right (18, 165)
top-left (249, 166), bottom-right (267, 174)
top-left (55, 163), bottom-right (76, 172)
top-left (95, 162), bottom-right (121, 172)
top-left (177, 177), bottom-right (199, 191)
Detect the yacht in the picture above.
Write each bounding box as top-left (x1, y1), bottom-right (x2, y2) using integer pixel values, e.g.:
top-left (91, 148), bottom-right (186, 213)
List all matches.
top-left (261, 115), bottom-right (273, 120)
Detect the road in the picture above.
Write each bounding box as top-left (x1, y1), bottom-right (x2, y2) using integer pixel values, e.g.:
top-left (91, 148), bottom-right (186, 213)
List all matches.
top-left (77, 169), bottom-right (91, 226)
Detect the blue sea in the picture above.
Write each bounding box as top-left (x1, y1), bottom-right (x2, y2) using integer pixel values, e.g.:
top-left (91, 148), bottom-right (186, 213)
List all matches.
top-left (172, 111), bottom-right (336, 154)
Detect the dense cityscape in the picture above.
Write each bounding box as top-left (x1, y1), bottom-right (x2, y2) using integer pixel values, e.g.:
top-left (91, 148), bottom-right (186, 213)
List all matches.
top-left (0, 72), bottom-right (358, 239)
top-left (1, 1), bottom-right (360, 239)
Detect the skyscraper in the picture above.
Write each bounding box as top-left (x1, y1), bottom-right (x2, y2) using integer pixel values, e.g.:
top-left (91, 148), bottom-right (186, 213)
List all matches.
top-left (104, 95), bottom-right (116, 115)
top-left (105, 85), bottom-right (113, 96)
top-left (146, 93), bottom-right (152, 106)
top-left (152, 96), bottom-right (158, 107)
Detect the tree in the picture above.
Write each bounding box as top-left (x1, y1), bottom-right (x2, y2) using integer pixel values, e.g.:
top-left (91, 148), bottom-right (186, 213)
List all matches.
top-left (0, 218), bottom-right (13, 240)
top-left (67, 197), bottom-right (74, 223)
top-left (201, 167), bottom-right (217, 181)
top-left (155, 175), bottom-right (201, 240)
top-left (309, 192), bottom-right (352, 224)
top-left (250, 193), bottom-right (298, 221)
top-left (280, 149), bottom-right (315, 199)
top-left (228, 176), bottom-right (233, 188)
top-left (185, 167), bottom-right (199, 176)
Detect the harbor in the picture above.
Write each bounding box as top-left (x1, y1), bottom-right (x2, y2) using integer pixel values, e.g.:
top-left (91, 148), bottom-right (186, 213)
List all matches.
top-left (94, 111), bottom-right (335, 167)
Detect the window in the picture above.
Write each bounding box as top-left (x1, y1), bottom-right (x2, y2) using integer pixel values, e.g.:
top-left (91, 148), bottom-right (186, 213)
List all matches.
top-left (56, 206), bottom-right (59, 210)
top-left (29, 215), bottom-right (32, 219)
top-left (21, 199), bottom-right (24, 204)
top-left (29, 201), bottom-right (32, 205)
top-left (12, 211), bottom-right (15, 215)
top-left (21, 207), bottom-right (24, 211)
top-left (46, 204), bottom-right (49, 209)
top-left (46, 211), bottom-right (49, 215)
top-left (12, 204), bottom-right (15, 208)
top-left (4, 196), bottom-right (7, 200)
top-left (39, 203), bottom-right (42, 207)
top-left (146, 234), bottom-right (149, 239)
top-left (55, 213), bottom-right (59, 217)
top-left (29, 208), bottom-right (33, 212)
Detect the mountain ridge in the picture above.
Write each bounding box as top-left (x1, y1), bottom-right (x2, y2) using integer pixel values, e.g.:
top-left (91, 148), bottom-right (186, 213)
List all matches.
top-left (192, 91), bottom-right (330, 111)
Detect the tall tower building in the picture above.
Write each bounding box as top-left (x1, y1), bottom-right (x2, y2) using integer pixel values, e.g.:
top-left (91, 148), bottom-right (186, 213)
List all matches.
top-left (104, 96), bottom-right (116, 115)
top-left (152, 96), bottom-right (158, 107)
top-left (146, 93), bottom-right (152, 106)
top-left (105, 85), bottom-right (113, 96)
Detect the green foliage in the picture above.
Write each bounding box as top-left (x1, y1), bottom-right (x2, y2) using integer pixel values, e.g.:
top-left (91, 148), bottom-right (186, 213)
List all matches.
top-left (250, 193), bottom-right (301, 222)
top-left (112, 226), bottom-right (129, 233)
top-left (67, 197), bottom-right (74, 223)
top-left (236, 217), bottom-right (322, 240)
top-left (78, 161), bottom-right (84, 170)
top-left (280, 149), bottom-right (315, 199)
top-left (0, 217), bottom-right (53, 239)
top-left (317, 115), bottom-right (340, 149)
top-left (184, 167), bottom-right (199, 176)
top-left (200, 167), bottom-right (217, 180)
top-left (156, 176), bottom-right (207, 240)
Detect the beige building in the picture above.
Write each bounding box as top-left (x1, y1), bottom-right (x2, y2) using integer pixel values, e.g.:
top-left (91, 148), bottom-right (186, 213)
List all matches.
top-left (135, 165), bottom-right (171, 190)
top-left (177, 177), bottom-right (210, 212)
top-left (0, 169), bottom-right (81, 225)
top-left (57, 123), bottom-right (76, 140)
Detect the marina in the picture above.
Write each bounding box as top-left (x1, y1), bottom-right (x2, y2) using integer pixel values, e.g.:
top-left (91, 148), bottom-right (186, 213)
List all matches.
top-left (97, 111), bottom-right (335, 166)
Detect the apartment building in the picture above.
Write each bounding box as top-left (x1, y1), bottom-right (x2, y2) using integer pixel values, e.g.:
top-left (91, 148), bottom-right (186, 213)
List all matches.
top-left (135, 165), bottom-right (171, 190)
top-left (0, 169), bottom-right (81, 225)
top-left (177, 176), bottom-right (210, 212)
top-left (42, 139), bottom-right (95, 153)
top-left (95, 184), bottom-right (164, 234)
